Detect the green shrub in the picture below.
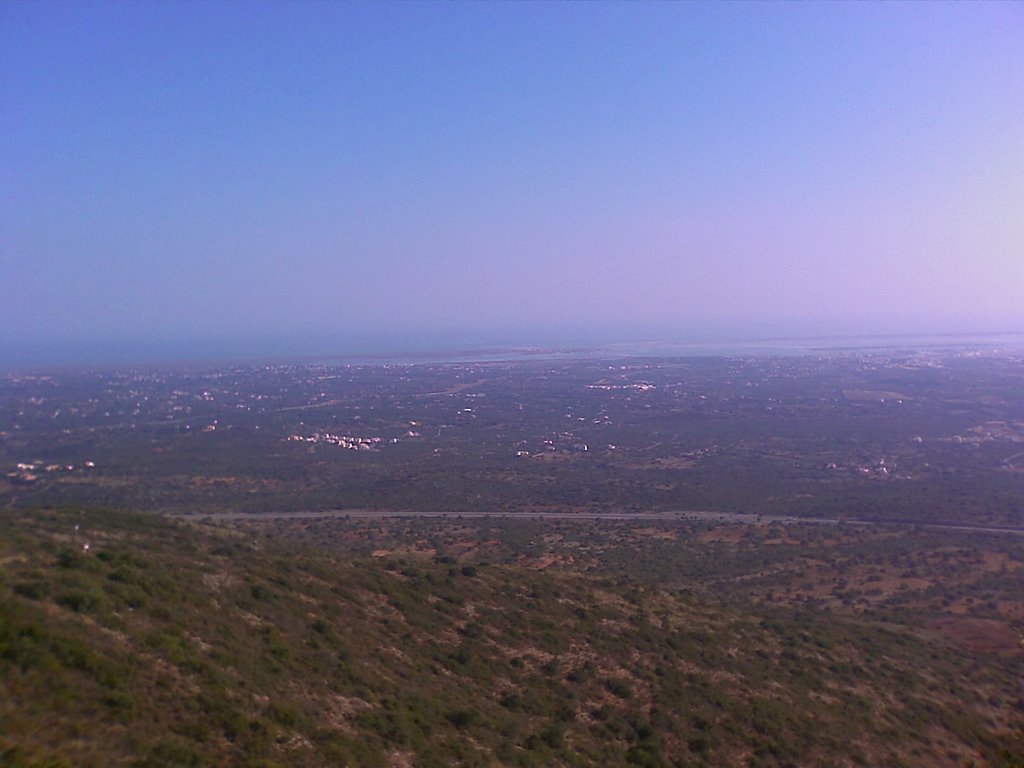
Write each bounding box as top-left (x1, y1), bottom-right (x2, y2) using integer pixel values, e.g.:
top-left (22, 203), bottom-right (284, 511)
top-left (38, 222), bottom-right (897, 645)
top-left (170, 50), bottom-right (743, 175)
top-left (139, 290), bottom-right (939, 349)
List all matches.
top-left (12, 582), bottom-right (49, 600)
top-left (604, 677), bottom-right (633, 699)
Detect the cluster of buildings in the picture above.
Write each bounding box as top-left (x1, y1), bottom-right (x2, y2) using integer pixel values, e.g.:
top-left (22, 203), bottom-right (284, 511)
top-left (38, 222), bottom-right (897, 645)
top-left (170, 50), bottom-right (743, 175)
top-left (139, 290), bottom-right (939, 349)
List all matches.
top-left (7, 459), bottom-right (95, 484)
top-left (286, 432), bottom-right (393, 451)
top-left (825, 457), bottom-right (903, 479)
top-left (586, 381), bottom-right (656, 392)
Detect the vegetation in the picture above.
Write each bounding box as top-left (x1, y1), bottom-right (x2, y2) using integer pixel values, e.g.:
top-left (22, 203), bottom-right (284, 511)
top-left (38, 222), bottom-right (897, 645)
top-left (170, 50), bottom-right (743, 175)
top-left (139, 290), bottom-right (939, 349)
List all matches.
top-left (2, 352), bottom-right (1022, 765)
top-left (3, 353), bottom-right (1023, 525)
top-left (2, 507), bottom-right (1022, 767)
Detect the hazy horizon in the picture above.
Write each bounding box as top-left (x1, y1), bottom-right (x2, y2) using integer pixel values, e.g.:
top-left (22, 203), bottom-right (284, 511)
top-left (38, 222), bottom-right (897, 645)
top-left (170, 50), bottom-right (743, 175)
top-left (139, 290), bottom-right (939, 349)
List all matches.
top-left (3, 2), bottom-right (1022, 366)
top-left (5, 328), bottom-right (1024, 371)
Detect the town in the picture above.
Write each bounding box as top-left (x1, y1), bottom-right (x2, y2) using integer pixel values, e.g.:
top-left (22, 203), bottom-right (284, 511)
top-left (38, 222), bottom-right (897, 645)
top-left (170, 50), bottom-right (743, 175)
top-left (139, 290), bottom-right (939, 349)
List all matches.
top-left (2, 348), bottom-right (1022, 527)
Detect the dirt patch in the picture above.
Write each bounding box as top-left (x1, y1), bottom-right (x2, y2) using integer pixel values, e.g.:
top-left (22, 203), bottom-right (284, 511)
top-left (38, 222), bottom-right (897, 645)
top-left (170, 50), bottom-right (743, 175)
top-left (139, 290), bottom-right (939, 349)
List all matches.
top-left (190, 475), bottom-right (240, 487)
top-left (698, 526), bottom-right (747, 544)
top-left (631, 527), bottom-right (678, 541)
top-left (929, 617), bottom-right (1021, 653)
top-left (370, 545), bottom-right (436, 559)
top-left (653, 457), bottom-right (697, 469)
top-left (387, 751), bottom-right (415, 768)
top-left (320, 694), bottom-right (372, 733)
top-left (523, 553), bottom-right (575, 569)
top-left (202, 571), bottom-right (238, 591)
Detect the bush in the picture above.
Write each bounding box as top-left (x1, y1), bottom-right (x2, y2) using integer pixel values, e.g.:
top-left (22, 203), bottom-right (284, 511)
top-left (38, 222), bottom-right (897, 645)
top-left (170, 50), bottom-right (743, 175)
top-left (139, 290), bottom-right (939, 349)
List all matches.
top-left (13, 581), bottom-right (49, 600)
top-left (446, 709), bottom-right (475, 729)
top-left (688, 733), bottom-right (710, 754)
top-left (267, 702), bottom-right (300, 727)
top-left (56, 548), bottom-right (85, 569)
top-left (56, 589), bottom-right (104, 614)
top-left (604, 677), bottom-right (633, 699)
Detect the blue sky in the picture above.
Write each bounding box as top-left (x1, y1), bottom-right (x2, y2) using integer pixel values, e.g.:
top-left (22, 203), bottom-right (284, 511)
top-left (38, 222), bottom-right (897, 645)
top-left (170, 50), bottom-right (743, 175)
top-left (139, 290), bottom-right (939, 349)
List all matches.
top-left (2, 1), bottom-right (1022, 361)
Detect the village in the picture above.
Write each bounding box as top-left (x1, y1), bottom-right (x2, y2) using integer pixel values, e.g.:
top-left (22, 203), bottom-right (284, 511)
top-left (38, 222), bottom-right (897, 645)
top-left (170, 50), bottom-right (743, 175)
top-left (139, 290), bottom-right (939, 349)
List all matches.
top-left (1, 349), bottom-right (1022, 526)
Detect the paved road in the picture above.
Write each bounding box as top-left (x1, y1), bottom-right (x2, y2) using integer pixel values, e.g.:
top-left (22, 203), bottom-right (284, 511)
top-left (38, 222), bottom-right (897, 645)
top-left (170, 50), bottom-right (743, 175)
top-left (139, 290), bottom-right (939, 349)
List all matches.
top-left (172, 508), bottom-right (1024, 535)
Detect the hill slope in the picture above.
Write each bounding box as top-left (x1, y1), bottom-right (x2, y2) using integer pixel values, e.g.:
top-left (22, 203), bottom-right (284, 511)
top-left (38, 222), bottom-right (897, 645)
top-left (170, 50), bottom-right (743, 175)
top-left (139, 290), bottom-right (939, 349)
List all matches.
top-left (1, 508), bottom-right (1021, 767)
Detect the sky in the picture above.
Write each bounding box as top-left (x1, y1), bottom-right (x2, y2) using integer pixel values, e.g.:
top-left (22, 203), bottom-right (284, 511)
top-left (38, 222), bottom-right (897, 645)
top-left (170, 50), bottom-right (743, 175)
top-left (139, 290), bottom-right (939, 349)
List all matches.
top-left (2, 1), bottom-right (1023, 363)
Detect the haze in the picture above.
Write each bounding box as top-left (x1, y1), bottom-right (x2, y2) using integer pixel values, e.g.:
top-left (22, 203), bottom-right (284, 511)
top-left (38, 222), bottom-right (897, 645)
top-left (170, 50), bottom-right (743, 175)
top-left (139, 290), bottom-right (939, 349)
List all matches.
top-left (2, 2), bottom-right (1022, 364)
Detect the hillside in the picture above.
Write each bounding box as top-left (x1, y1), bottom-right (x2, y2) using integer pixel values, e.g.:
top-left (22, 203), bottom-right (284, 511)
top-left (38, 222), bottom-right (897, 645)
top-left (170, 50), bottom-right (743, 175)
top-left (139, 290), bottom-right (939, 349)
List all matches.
top-left (1, 508), bottom-right (1022, 767)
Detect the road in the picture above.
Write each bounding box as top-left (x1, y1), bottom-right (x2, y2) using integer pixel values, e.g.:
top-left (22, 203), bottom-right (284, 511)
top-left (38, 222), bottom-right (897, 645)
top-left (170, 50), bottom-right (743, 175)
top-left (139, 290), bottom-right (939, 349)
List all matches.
top-left (172, 508), bottom-right (1024, 535)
